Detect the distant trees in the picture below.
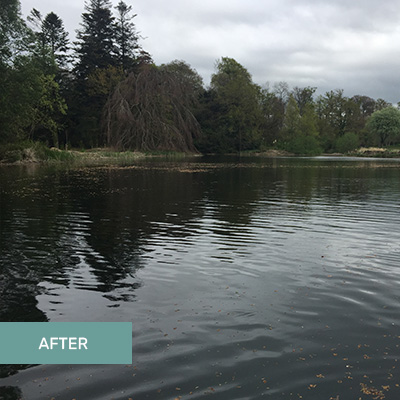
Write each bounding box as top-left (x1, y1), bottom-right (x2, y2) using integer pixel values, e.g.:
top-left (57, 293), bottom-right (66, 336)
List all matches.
top-left (197, 57), bottom-right (263, 153)
top-left (335, 132), bottom-right (360, 153)
top-left (292, 86), bottom-right (316, 116)
top-left (367, 107), bottom-right (400, 146)
top-left (0, 0), bottom-right (67, 145)
top-left (280, 94), bottom-right (320, 155)
top-left (2, 0), bottom-right (400, 156)
top-left (70, 0), bottom-right (144, 147)
top-left (313, 90), bottom-right (393, 152)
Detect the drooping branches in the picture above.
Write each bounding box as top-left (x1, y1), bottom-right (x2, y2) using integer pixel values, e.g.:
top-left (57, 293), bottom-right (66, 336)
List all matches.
top-left (104, 62), bottom-right (202, 152)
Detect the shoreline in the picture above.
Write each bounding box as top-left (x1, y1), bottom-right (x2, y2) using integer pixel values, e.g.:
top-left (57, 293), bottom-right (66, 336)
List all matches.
top-left (1, 146), bottom-right (400, 167)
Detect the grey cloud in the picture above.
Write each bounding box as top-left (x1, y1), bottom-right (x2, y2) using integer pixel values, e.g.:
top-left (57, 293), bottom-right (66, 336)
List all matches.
top-left (20, 0), bottom-right (400, 102)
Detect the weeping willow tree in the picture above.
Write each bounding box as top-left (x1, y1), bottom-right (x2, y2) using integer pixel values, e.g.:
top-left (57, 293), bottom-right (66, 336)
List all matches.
top-left (104, 61), bottom-right (203, 152)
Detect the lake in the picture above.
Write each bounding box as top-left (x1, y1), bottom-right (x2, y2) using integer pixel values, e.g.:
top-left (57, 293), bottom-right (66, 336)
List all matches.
top-left (1, 156), bottom-right (400, 400)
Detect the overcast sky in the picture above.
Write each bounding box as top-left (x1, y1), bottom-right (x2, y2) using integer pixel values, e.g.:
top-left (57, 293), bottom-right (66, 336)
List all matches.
top-left (20, 0), bottom-right (400, 102)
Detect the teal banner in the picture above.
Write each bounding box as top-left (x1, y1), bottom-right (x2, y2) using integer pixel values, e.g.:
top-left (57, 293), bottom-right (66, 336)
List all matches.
top-left (0, 322), bottom-right (132, 364)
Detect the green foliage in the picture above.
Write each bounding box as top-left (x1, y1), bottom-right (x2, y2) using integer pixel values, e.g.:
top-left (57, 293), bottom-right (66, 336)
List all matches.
top-left (282, 95), bottom-right (301, 140)
top-left (198, 57), bottom-right (263, 153)
top-left (284, 135), bottom-right (322, 156)
top-left (367, 107), bottom-right (400, 146)
top-left (0, 55), bottom-right (44, 142)
top-left (42, 12), bottom-right (69, 65)
top-left (258, 87), bottom-right (285, 146)
top-left (0, 0), bottom-right (30, 64)
top-left (316, 90), bottom-right (347, 139)
top-left (30, 74), bottom-right (68, 148)
top-left (86, 65), bottom-right (124, 97)
top-left (1, 2), bottom-right (399, 158)
top-left (160, 60), bottom-right (204, 96)
top-left (0, 1), bottom-right (70, 148)
top-left (335, 132), bottom-right (360, 153)
top-left (35, 145), bottom-right (76, 161)
top-left (0, 140), bottom-right (75, 162)
top-left (0, 140), bottom-right (32, 162)
top-left (28, 10), bottom-right (69, 69)
top-left (292, 86), bottom-right (316, 115)
top-left (375, 98), bottom-right (392, 111)
top-left (279, 94), bottom-right (320, 155)
top-left (114, 0), bottom-right (140, 71)
top-left (315, 90), bottom-right (374, 152)
top-left (299, 104), bottom-right (319, 137)
top-left (70, 0), bottom-right (144, 148)
top-left (74, 0), bottom-right (116, 79)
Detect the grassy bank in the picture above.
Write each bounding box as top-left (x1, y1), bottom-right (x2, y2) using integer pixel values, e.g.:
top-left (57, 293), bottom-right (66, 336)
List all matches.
top-left (0, 142), bottom-right (194, 166)
top-left (1, 142), bottom-right (400, 166)
top-left (351, 147), bottom-right (400, 158)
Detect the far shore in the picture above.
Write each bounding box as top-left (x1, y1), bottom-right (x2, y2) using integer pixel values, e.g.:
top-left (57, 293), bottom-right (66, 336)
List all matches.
top-left (1, 146), bottom-right (400, 167)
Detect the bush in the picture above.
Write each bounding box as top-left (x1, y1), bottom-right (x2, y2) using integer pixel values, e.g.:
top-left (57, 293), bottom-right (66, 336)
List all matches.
top-left (335, 132), bottom-right (360, 153)
top-left (0, 141), bottom-right (34, 162)
top-left (0, 141), bottom-right (76, 163)
top-left (283, 135), bottom-right (322, 156)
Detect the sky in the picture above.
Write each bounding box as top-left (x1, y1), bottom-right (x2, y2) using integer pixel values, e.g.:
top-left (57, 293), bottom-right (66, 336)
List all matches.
top-left (20, 0), bottom-right (400, 102)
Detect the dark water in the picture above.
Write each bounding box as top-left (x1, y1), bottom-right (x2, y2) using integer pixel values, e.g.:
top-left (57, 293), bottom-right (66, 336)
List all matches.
top-left (1, 156), bottom-right (400, 400)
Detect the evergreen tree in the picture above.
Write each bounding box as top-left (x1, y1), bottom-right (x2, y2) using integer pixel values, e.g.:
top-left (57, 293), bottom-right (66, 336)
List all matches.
top-left (74, 0), bottom-right (116, 79)
top-left (69, 0), bottom-right (118, 147)
top-left (114, 0), bottom-right (140, 71)
top-left (42, 12), bottom-right (69, 67)
top-left (28, 9), bottom-right (69, 72)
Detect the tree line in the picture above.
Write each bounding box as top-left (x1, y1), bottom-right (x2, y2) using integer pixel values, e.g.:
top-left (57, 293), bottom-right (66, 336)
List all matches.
top-left (2, 0), bottom-right (400, 157)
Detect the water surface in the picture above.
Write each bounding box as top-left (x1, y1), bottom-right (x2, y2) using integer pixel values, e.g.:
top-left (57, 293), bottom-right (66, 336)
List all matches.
top-left (1, 156), bottom-right (400, 399)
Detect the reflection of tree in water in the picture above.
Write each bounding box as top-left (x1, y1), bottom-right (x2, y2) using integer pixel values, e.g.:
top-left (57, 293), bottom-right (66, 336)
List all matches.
top-left (79, 167), bottom-right (208, 284)
top-left (1, 160), bottom-right (397, 320)
top-left (202, 165), bottom-right (268, 226)
top-left (0, 164), bottom-right (211, 318)
top-left (0, 216), bottom-right (48, 323)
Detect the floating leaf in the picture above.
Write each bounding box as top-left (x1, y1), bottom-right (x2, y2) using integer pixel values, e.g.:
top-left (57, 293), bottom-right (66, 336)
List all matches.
top-left (308, 384), bottom-right (317, 389)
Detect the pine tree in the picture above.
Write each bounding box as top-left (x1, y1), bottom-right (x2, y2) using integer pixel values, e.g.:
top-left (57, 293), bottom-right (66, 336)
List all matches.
top-left (114, 0), bottom-right (140, 71)
top-left (42, 12), bottom-right (69, 67)
top-left (74, 0), bottom-right (116, 79)
top-left (28, 9), bottom-right (69, 71)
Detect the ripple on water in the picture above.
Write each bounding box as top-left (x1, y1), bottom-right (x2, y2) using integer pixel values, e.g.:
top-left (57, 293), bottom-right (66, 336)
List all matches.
top-left (1, 158), bottom-right (400, 399)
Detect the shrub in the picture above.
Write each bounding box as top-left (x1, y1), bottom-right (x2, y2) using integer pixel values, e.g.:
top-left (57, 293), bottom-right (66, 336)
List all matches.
top-left (335, 132), bottom-right (360, 153)
top-left (283, 135), bottom-right (322, 156)
top-left (0, 141), bottom-right (34, 162)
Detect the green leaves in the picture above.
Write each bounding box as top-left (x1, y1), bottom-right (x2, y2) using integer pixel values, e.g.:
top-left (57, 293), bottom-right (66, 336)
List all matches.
top-left (367, 107), bottom-right (400, 147)
top-left (200, 57), bottom-right (263, 153)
